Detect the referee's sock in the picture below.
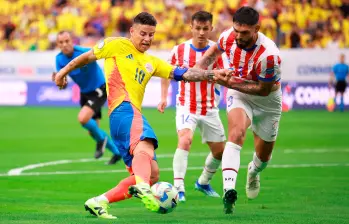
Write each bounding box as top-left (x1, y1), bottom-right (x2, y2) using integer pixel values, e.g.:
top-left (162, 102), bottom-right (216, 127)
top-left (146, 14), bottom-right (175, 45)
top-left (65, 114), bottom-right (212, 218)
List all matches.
top-left (83, 119), bottom-right (104, 141)
top-left (82, 119), bottom-right (120, 155)
top-left (340, 95), bottom-right (344, 112)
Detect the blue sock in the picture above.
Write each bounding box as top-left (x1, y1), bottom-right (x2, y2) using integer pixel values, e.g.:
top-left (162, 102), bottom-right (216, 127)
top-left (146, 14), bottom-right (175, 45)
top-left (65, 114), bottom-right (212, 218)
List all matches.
top-left (83, 119), bottom-right (105, 141)
top-left (340, 95), bottom-right (344, 112)
top-left (82, 119), bottom-right (120, 155)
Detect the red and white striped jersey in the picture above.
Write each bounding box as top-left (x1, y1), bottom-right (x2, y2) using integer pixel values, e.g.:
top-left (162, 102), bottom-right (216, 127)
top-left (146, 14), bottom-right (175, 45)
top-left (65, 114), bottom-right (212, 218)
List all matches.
top-left (218, 29), bottom-right (281, 84)
top-left (169, 39), bottom-right (224, 116)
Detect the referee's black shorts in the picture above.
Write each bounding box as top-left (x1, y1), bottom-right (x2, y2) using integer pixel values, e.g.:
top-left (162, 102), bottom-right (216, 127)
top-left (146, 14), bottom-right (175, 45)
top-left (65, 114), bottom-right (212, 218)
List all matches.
top-left (335, 80), bottom-right (347, 93)
top-left (80, 84), bottom-right (107, 120)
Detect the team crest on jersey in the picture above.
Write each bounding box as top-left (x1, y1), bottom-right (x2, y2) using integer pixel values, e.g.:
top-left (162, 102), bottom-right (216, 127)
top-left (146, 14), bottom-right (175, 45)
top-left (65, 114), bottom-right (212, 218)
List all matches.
top-left (97, 41), bottom-right (105, 49)
top-left (238, 66), bottom-right (243, 77)
top-left (248, 60), bottom-right (254, 70)
top-left (145, 63), bottom-right (153, 73)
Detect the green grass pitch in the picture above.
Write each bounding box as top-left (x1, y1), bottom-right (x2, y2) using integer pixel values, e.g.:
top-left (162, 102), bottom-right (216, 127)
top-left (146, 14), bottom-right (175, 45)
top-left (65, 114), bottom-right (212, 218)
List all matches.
top-left (1, 107), bottom-right (349, 224)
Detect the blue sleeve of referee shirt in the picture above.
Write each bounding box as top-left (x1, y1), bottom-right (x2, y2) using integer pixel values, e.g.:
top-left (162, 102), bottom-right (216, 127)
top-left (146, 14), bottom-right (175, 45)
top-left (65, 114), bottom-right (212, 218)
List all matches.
top-left (55, 55), bottom-right (63, 72)
top-left (74, 45), bottom-right (91, 53)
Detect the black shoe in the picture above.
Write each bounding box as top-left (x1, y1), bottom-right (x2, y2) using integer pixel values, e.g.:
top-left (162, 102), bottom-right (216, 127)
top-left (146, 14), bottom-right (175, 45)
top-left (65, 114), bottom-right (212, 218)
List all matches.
top-left (223, 189), bottom-right (238, 214)
top-left (106, 154), bottom-right (122, 165)
top-left (94, 137), bottom-right (107, 159)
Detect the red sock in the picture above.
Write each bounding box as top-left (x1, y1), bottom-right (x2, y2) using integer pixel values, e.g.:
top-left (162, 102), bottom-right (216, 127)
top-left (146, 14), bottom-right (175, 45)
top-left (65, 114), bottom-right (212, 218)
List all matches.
top-left (105, 175), bottom-right (136, 203)
top-left (132, 150), bottom-right (152, 184)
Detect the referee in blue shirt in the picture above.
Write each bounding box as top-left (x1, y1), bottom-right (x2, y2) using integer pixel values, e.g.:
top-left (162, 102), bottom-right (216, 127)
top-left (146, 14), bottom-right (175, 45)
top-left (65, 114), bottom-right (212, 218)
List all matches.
top-left (53, 31), bottom-right (121, 164)
top-left (330, 54), bottom-right (349, 112)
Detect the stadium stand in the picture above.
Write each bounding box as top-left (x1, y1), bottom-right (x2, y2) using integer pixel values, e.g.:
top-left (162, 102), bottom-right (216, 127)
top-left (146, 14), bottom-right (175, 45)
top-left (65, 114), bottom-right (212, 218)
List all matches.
top-left (0, 0), bottom-right (348, 51)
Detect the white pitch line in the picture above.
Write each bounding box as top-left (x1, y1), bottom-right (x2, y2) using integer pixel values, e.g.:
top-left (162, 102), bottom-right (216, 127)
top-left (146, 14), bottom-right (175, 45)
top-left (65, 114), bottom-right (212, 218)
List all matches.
top-left (6, 153), bottom-right (205, 176)
top-left (1, 163), bottom-right (349, 177)
top-left (283, 149), bottom-right (349, 154)
top-left (5, 148), bottom-right (349, 176)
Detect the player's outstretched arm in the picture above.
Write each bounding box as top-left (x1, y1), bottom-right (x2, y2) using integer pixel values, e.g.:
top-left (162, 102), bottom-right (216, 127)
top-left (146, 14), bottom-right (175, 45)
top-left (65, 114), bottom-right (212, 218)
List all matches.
top-left (168, 66), bottom-right (232, 82)
top-left (214, 55), bottom-right (281, 96)
top-left (213, 66), bottom-right (277, 96)
top-left (329, 71), bottom-right (335, 88)
top-left (153, 49), bottom-right (230, 83)
top-left (55, 50), bottom-right (97, 89)
top-left (157, 78), bottom-right (171, 113)
top-left (195, 44), bottom-right (222, 69)
top-left (215, 75), bottom-right (275, 96)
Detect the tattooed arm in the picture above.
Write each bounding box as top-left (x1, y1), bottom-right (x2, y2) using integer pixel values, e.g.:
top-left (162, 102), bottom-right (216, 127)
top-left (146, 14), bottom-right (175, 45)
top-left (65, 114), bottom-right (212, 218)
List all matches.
top-left (214, 75), bottom-right (275, 96)
top-left (195, 44), bottom-right (223, 69)
top-left (168, 67), bottom-right (231, 82)
top-left (182, 68), bottom-right (215, 81)
top-left (214, 54), bottom-right (282, 96)
top-left (230, 79), bottom-right (275, 96)
top-left (169, 44), bottom-right (225, 82)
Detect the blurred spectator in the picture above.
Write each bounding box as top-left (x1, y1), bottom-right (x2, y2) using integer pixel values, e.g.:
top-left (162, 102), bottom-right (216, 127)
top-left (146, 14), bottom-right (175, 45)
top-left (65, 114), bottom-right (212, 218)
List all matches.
top-left (117, 12), bottom-right (132, 37)
top-left (84, 22), bottom-right (102, 37)
top-left (0, 0), bottom-right (349, 51)
top-left (245, 0), bottom-right (265, 12)
top-left (56, 0), bottom-right (68, 7)
top-left (340, 0), bottom-right (349, 18)
top-left (289, 24), bottom-right (301, 48)
top-left (2, 16), bottom-right (16, 41)
top-left (260, 10), bottom-right (277, 41)
top-left (326, 32), bottom-right (344, 49)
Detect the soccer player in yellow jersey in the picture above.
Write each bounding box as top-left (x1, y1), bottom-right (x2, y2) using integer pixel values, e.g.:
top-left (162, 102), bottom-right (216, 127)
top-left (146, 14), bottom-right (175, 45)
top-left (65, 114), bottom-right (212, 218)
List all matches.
top-left (55, 12), bottom-right (229, 219)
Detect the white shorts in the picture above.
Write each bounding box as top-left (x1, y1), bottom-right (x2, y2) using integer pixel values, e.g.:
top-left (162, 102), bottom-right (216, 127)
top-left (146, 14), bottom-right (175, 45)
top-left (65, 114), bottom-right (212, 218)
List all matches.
top-left (176, 106), bottom-right (226, 143)
top-left (226, 89), bottom-right (282, 142)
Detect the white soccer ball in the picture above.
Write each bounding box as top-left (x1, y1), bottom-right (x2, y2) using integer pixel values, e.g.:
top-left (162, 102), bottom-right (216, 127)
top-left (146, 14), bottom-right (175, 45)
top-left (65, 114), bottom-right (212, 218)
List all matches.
top-left (151, 182), bottom-right (179, 214)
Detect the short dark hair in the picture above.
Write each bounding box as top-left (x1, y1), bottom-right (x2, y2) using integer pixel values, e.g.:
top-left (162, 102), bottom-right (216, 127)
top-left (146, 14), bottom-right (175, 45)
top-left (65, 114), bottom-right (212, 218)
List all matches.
top-left (191, 11), bottom-right (213, 23)
top-left (57, 30), bottom-right (71, 36)
top-left (233, 6), bottom-right (259, 26)
top-left (56, 30), bottom-right (72, 41)
top-left (133, 12), bottom-right (157, 26)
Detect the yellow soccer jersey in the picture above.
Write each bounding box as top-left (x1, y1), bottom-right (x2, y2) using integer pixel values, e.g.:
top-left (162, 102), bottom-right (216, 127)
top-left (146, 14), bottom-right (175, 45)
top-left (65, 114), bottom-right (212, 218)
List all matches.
top-left (93, 37), bottom-right (173, 114)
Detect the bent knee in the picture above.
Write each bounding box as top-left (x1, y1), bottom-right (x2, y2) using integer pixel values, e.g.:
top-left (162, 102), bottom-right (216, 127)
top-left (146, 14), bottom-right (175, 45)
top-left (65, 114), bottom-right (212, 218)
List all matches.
top-left (211, 148), bottom-right (224, 160)
top-left (78, 113), bottom-right (91, 125)
top-left (177, 130), bottom-right (193, 150)
top-left (208, 142), bottom-right (224, 160)
top-left (132, 140), bottom-right (155, 158)
top-left (228, 127), bottom-right (247, 145)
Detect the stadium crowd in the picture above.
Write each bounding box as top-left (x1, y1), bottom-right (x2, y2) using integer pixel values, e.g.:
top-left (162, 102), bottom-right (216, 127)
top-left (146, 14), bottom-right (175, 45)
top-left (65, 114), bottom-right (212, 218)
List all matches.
top-left (0, 0), bottom-right (348, 51)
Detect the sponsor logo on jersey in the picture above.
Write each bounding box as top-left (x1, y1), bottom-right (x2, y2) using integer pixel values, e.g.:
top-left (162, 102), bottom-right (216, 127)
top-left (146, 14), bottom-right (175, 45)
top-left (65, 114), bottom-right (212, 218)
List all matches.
top-left (126, 54), bottom-right (134, 60)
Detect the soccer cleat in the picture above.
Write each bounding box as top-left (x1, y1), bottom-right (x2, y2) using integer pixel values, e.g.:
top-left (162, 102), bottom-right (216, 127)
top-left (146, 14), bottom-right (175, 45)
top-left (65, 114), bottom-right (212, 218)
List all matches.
top-left (246, 162), bottom-right (261, 199)
top-left (106, 154), bottom-right (122, 165)
top-left (178, 191), bottom-right (186, 202)
top-left (223, 189), bottom-right (238, 214)
top-left (128, 183), bottom-right (160, 212)
top-left (94, 137), bottom-right (107, 159)
top-left (84, 198), bottom-right (117, 219)
top-left (195, 180), bottom-right (220, 197)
